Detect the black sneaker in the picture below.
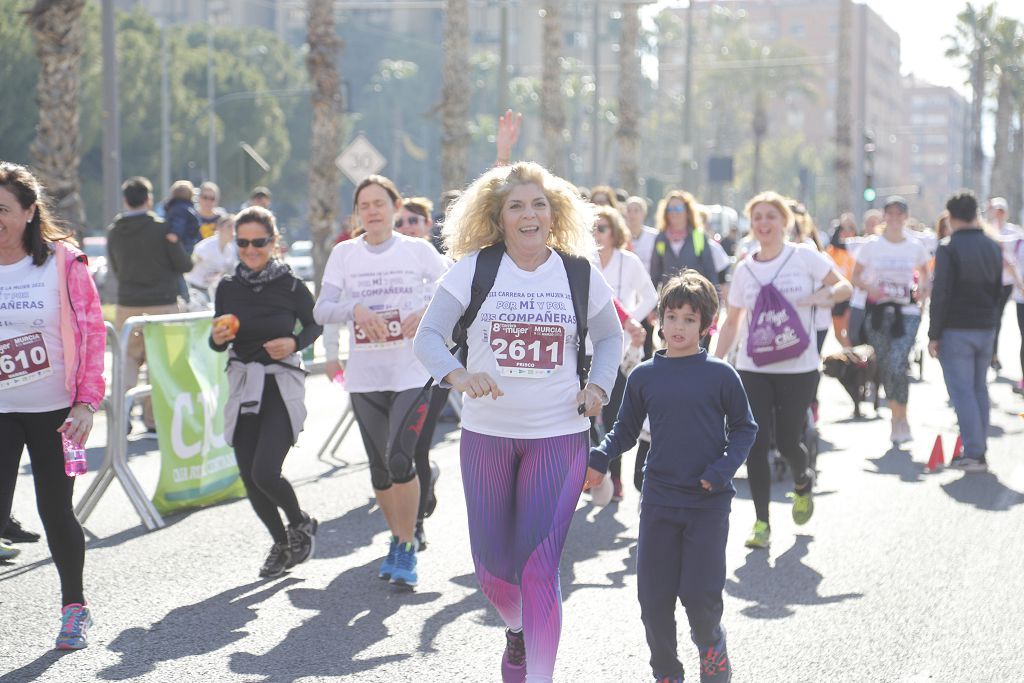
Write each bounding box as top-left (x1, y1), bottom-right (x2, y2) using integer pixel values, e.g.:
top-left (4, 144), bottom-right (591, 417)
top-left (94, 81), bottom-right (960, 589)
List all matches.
top-left (286, 513), bottom-right (318, 567)
top-left (415, 520), bottom-right (427, 551)
top-left (259, 542), bottom-right (291, 578)
top-left (424, 462), bottom-right (441, 518)
top-left (501, 628), bottom-right (526, 681)
top-left (3, 516), bottom-right (40, 543)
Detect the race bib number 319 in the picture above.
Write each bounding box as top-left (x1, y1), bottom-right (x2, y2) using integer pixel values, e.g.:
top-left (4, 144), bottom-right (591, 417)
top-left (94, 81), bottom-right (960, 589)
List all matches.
top-left (353, 308), bottom-right (404, 350)
top-left (489, 321), bottom-right (565, 377)
top-left (0, 332), bottom-right (52, 390)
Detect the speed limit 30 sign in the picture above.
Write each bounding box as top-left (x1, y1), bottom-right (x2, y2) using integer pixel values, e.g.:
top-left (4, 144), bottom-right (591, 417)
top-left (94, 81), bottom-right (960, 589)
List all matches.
top-left (336, 134), bottom-right (386, 186)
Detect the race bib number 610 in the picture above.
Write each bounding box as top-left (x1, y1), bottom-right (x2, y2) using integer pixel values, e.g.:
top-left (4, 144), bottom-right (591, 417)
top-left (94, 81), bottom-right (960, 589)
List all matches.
top-left (0, 332), bottom-right (53, 390)
top-left (489, 321), bottom-right (565, 378)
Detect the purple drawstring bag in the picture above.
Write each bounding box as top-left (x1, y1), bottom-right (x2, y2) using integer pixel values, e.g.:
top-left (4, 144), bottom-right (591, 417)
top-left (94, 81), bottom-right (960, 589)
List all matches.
top-left (746, 250), bottom-right (811, 366)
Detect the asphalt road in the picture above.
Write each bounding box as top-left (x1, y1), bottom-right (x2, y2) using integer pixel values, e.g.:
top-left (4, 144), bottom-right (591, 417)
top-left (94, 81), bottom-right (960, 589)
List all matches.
top-left (2, 311), bottom-right (1023, 682)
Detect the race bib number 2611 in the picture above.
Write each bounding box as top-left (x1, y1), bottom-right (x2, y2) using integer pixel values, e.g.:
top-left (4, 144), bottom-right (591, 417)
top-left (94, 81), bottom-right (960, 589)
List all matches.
top-left (489, 321), bottom-right (565, 378)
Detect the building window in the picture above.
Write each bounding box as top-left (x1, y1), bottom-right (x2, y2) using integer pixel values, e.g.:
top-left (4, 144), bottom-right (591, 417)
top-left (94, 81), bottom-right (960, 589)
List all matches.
top-left (790, 22), bottom-right (805, 37)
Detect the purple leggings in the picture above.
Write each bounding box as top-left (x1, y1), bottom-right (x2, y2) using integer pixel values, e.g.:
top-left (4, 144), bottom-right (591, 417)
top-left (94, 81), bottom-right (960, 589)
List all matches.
top-left (460, 429), bottom-right (588, 682)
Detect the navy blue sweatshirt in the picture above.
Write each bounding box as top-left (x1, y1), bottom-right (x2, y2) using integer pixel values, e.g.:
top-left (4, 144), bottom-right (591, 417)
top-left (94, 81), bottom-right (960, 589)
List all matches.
top-left (590, 350), bottom-right (757, 510)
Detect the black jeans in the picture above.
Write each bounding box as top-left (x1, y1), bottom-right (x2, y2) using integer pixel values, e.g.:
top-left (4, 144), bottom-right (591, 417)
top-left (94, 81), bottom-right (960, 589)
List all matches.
top-left (994, 284), bottom-right (1013, 360)
top-left (739, 370), bottom-right (818, 524)
top-left (232, 377), bottom-right (303, 544)
top-left (415, 385), bottom-right (449, 521)
top-left (0, 408), bottom-right (86, 606)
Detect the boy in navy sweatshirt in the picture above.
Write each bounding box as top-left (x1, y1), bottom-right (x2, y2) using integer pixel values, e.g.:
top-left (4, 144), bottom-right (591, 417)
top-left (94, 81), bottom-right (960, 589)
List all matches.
top-left (588, 271), bottom-right (757, 683)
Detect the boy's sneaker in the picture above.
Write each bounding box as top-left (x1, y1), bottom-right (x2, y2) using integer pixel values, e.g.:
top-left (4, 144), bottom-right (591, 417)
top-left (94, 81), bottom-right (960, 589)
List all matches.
top-left (744, 520), bottom-right (770, 549)
top-left (286, 513), bottom-right (318, 567)
top-left (0, 541), bottom-right (20, 561)
top-left (55, 603), bottom-right (93, 650)
top-left (3, 515), bottom-right (41, 543)
top-left (950, 457), bottom-right (988, 473)
top-left (653, 676), bottom-right (684, 683)
top-left (259, 542), bottom-right (291, 578)
top-left (788, 489), bottom-right (814, 525)
top-left (698, 628), bottom-right (732, 682)
top-left (501, 628), bottom-right (526, 683)
top-left (379, 536), bottom-right (399, 580)
top-left (415, 520), bottom-right (428, 551)
top-left (1012, 380), bottom-right (1023, 395)
top-left (389, 541), bottom-right (418, 587)
top-left (424, 462), bottom-right (441, 518)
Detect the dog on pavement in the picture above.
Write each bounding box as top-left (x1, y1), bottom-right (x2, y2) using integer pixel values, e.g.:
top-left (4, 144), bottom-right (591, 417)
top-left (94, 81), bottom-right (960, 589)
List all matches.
top-left (822, 344), bottom-right (880, 419)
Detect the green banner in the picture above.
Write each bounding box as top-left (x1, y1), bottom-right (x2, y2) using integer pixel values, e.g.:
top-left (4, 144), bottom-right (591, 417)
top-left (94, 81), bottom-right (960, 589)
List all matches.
top-left (144, 319), bottom-right (246, 514)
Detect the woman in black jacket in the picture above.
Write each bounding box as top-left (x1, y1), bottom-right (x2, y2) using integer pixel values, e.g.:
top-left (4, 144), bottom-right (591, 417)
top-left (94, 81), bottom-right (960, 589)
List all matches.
top-left (210, 206), bottom-right (323, 577)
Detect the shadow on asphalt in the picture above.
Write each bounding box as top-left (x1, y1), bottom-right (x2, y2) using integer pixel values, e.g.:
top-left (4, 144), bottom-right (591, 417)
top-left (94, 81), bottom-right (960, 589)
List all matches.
top-left (865, 446), bottom-right (926, 483)
top-left (941, 472), bottom-right (1024, 511)
top-left (0, 648), bottom-right (73, 683)
top-left (561, 501), bottom-right (636, 596)
top-left (418, 572), bottom-right (500, 654)
top-left (732, 476), bottom-right (837, 505)
top-left (97, 578), bottom-right (303, 680)
top-left (724, 535), bottom-right (863, 619)
top-left (229, 559), bottom-right (442, 681)
top-left (314, 499), bottom-right (389, 560)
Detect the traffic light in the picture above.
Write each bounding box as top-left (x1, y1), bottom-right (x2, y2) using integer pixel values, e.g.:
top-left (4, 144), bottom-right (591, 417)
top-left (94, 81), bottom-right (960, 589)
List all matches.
top-left (863, 184), bottom-right (876, 204)
top-left (863, 129), bottom-right (876, 207)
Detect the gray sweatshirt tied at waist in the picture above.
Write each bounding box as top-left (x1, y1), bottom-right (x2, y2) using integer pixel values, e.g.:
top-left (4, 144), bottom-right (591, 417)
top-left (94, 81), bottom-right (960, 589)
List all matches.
top-left (223, 351), bottom-right (307, 447)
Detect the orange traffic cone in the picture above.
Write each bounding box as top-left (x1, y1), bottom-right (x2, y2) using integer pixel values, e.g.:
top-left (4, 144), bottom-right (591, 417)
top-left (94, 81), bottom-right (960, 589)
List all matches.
top-left (926, 435), bottom-right (945, 472)
top-left (951, 435), bottom-right (963, 461)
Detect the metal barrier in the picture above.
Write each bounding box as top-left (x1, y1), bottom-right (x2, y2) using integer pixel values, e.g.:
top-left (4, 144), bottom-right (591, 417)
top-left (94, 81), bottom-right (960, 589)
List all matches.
top-left (75, 310), bottom-right (214, 531)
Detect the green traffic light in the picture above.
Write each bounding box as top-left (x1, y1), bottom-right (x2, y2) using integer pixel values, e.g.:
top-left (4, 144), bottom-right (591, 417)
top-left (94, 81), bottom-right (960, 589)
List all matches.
top-left (863, 188), bottom-right (877, 202)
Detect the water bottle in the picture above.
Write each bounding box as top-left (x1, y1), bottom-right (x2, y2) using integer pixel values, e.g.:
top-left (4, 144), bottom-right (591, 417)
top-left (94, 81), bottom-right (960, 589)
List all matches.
top-left (62, 424), bottom-right (87, 477)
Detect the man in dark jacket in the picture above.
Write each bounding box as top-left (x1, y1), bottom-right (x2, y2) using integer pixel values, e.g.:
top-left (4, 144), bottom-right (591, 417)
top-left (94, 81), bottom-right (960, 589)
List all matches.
top-left (928, 190), bottom-right (1004, 472)
top-left (107, 176), bottom-right (193, 435)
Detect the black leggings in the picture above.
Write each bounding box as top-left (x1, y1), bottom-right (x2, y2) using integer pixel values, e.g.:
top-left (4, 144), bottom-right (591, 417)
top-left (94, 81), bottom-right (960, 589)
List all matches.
top-left (603, 369), bottom-right (629, 482)
top-left (994, 284), bottom-right (1013, 359)
top-left (739, 370), bottom-right (818, 524)
top-left (232, 377), bottom-right (303, 545)
top-left (1017, 303), bottom-right (1024, 379)
top-left (415, 386), bottom-right (449, 521)
top-left (0, 408), bottom-right (85, 607)
top-left (350, 388), bottom-right (428, 490)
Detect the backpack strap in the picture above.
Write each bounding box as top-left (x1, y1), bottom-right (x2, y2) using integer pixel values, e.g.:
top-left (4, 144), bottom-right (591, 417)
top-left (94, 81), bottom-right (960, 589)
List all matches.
top-left (451, 242), bottom-right (506, 364)
top-left (558, 250), bottom-right (592, 389)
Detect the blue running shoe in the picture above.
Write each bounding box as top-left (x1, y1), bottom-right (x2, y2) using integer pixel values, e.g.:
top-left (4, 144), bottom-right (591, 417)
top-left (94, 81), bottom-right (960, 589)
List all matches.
top-left (379, 536), bottom-right (399, 580)
top-left (389, 541), bottom-right (418, 587)
top-left (55, 603), bottom-right (93, 650)
top-left (698, 628), bottom-right (731, 682)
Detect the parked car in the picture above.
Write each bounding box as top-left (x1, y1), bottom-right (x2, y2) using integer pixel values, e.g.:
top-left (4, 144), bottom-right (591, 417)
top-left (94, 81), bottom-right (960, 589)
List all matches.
top-left (285, 240), bottom-right (314, 281)
top-left (82, 236), bottom-right (109, 291)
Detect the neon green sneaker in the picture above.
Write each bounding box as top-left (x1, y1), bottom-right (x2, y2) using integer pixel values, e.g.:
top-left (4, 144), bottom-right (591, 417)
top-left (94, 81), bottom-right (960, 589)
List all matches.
top-left (788, 490), bottom-right (814, 525)
top-left (0, 541), bottom-right (20, 561)
top-left (744, 520), bottom-right (770, 549)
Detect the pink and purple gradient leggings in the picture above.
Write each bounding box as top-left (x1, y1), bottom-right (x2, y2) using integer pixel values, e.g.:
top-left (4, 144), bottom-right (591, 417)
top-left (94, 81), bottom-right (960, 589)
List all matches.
top-left (460, 429), bottom-right (588, 683)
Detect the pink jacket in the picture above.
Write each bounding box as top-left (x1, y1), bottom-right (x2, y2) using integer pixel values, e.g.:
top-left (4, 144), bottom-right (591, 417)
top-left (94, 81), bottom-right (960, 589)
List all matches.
top-left (55, 242), bottom-right (106, 408)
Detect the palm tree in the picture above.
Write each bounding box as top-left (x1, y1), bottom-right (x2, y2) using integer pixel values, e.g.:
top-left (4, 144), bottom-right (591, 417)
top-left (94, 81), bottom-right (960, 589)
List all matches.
top-left (987, 17), bottom-right (1023, 209)
top-left (617, 1), bottom-right (642, 195)
top-left (834, 0), bottom-right (854, 215)
top-left (945, 2), bottom-right (996, 194)
top-left (441, 0), bottom-right (470, 192)
top-left (25, 0), bottom-right (87, 234)
top-left (305, 0), bottom-right (344, 292)
top-left (541, 3), bottom-right (566, 177)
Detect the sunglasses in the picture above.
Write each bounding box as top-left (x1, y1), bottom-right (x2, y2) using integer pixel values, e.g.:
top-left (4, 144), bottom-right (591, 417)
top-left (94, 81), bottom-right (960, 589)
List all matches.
top-left (594, 223), bottom-right (610, 233)
top-left (395, 215), bottom-right (423, 228)
top-left (235, 237), bottom-right (271, 248)
top-left (666, 205), bottom-right (687, 214)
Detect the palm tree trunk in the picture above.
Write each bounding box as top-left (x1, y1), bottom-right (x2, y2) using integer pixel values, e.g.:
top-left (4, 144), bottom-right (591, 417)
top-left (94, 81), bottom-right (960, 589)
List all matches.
top-left (989, 69), bottom-right (1014, 201)
top-left (752, 90), bottom-right (767, 195)
top-left (306, 0), bottom-right (344, 293)
top-left (969, 50), bottom-right (986, 194)
top-left (26, 0), bottom-right (86, 234)
top-left (616, 1), bottom-right (642, 195)
top-left (441, 0), bottom-right (470, 191)
top-left (542, 3), bottom-right (566, 177)
top-left (1013, 108), bottom-right (1024, 220)
top-left (834, 0), bottom-right (853, 215)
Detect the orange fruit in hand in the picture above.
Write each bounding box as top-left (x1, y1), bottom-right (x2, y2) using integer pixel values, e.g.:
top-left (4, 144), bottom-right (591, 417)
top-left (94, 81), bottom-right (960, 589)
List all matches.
top-left (215, 314), bottom-right (239, 336)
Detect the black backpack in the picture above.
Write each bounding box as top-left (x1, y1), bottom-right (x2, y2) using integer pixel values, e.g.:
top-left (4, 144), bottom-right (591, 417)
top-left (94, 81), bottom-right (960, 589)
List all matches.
top-left (448, 242), bottom-right (592, 389)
